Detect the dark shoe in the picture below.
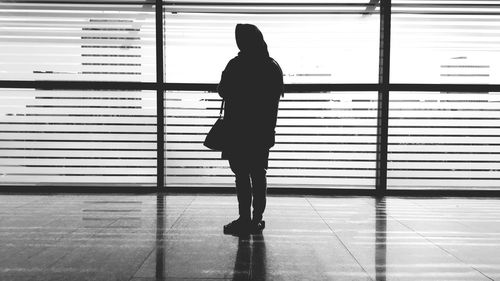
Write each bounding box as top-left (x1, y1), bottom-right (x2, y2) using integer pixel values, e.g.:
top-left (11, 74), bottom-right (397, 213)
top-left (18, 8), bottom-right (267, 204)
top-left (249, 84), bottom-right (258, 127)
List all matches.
top-left (250, 220), bottom-right (265, 234)
top-left (223, 218), bottom-right (250, 235)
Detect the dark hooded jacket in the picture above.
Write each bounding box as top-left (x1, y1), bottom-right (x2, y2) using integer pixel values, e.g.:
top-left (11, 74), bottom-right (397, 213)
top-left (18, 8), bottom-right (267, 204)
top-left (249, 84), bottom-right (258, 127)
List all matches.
top-left (218, 24), bottom-right (284, 159)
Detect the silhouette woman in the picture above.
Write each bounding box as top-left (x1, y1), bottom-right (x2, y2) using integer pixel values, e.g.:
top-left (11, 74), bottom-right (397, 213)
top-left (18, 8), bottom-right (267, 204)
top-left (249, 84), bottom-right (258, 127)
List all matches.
top-left (218, 24), bottom-right (284, 235)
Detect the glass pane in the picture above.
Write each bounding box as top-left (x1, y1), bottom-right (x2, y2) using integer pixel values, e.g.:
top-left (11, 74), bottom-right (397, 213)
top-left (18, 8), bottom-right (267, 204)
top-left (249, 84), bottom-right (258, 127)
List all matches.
top-left (0, 3), bottom-right (156, 81)
top-left (388, 91), bottom-right (500, 190)
top-left (0, 89), bottom-right (156, 186)
top-left (164, 4), bottom-right (380, 83)
top-left (391, 1), bottom-right (500, 83)
top-left (165, 91), bottom-right (378, 189)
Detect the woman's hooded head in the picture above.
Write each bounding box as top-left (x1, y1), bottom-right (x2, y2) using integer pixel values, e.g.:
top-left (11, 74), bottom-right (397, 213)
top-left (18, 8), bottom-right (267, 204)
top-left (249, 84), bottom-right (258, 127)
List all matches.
top-left (235, 24), bottom-right (269, 58)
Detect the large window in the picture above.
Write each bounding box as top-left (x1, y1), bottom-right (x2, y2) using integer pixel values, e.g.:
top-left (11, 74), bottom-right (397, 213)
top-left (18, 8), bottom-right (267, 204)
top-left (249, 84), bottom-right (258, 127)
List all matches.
top-left (162, 1), bottom-right (380, 189)
top-left (1, 0), bottom-right (499, 193)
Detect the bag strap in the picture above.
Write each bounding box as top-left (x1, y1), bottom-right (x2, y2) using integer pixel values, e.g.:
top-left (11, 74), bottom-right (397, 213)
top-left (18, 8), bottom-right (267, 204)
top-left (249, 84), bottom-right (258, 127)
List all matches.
top-left (219, 100), bottom-right (224, 118)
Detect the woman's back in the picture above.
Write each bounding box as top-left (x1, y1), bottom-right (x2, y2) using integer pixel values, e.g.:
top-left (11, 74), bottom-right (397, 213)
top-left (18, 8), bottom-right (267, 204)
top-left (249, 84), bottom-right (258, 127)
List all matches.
top-left (219, 53), bottom-right (283, 154)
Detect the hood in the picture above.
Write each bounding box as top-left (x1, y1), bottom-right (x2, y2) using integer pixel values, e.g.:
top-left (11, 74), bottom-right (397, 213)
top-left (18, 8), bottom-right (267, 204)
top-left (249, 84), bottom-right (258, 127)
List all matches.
top-left (235, 24), bottom-right (269, 57)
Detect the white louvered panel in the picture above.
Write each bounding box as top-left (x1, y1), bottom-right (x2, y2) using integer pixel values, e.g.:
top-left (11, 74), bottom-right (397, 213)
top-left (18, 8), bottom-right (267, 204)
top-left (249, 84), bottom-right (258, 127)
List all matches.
top-left (165, 92), bottom-right (378, 102)
top-left (166, 159), bottom-right (375, 169)
top-left (0, 125), bottom-right (155, 134)
top-left (0, 150), bottom-right (156, 158)
top-left (3, 108), bottom-right (155, 115)
top-left (1, 176), bottom-right (155, 185)
top-left (386, 179), bottom-right (500, 189)
top-left (0, 2), bottom-right (155, 82)
top-left (390, 119), bottom-right (500, 127)
top-left (389, 137), bottom-right (500, 144)
top-left (2, 99), bottom-right (152, 108)
top-left (166, 134), bottom-right (377, 145)
top-left (390, 102), bottom-right (500, 110)
top-left (388, 91), bottom-right (500, 190)
top-left (0, 133), bottom-right (154, 142)
top-left (0, 89), bottom-right (156, 186)
top-left (2, 116), bottom-right (156, 124)
top-left (166, 167), bottom-right (373, 177)
top-left (391, 111), bottom-right (500, 119)
top-left (0, 142), bottom-right (154, 150)
top-left (5, 158), bottom-right (155, 166)
top-left (166, 126), bottom-right (376, 135)
top-left (388, 169), bottom-right (500, 179)
top-left (390, 128), bottom-right (500, 135)
top-left (2, 167), bottom-right (155, 175)
top-left (166, 176), bottom-right (375, 187)
top-left (166, 169), bottom-right (374, 185)
top-left (166, 151), bottom-right (376, 161)
top-left (390, 145), bottom-right (500, 153)
top-left (389, 153), bottom-right (500, 162)
top-left (391, 0), bottom-right (500, 84)
top-left (166, 117), bottom-right (377, 127)
top-left (164, 91), bottom-right (378, 189)
top-left (165, 109), bottom-right (379, 119)
top-left (167, 142), bottom-right (377, 152)
top-left (391, 162), bottom-right (500, 170)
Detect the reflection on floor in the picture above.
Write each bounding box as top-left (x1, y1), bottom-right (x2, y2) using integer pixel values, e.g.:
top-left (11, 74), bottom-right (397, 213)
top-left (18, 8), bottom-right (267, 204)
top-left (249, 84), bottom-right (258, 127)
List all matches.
top-left (0, 194), bottom-right (499, 281)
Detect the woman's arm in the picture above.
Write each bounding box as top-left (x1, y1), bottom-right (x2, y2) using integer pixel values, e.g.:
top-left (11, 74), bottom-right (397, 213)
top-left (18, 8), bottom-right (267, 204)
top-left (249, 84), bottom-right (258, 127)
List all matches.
top-left (217, 58), bottom-right (238, 99)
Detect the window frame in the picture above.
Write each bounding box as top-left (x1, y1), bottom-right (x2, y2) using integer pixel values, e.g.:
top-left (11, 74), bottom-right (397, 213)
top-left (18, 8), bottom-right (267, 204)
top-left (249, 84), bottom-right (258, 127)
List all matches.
top-left (1, 0), bottom-right (500, 196)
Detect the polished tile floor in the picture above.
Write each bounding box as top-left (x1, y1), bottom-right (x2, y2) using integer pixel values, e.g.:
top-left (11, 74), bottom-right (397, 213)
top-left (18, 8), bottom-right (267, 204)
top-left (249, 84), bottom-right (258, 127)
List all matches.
top-left (0, 194), bottom-right (499, 281)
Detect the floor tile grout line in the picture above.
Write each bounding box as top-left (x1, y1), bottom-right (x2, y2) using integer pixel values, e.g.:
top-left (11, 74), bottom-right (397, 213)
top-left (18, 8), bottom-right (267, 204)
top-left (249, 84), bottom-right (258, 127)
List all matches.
top-left (128, 247), bottom-right (156, 281)
top-left (386, 203), bottom-right (495, 281)
top-left (165, 195), bottom-right (197, 234)
top-left (305, 196), bottom-right (375, 281)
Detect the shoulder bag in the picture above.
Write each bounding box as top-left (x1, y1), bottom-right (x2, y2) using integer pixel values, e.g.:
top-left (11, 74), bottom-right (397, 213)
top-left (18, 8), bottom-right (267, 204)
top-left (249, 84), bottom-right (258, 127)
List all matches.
top-left (203, 100), bottom-right (226, 151)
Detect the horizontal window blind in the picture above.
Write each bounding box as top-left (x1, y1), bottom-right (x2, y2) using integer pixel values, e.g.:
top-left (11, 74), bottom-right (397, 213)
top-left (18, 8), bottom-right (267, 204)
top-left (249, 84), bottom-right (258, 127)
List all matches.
top-left (164, 7), bottom-right (379, 84)
top-left (387, 91), bottom-right (500, 190)
top-left (0, 2), bottom-right (156, 82)
top-left (391, 0), bottom-right (500, 83)
top-left (164, 91), bottom-right (378, 189)
top-left (0, 89), bottom-right (156, 186)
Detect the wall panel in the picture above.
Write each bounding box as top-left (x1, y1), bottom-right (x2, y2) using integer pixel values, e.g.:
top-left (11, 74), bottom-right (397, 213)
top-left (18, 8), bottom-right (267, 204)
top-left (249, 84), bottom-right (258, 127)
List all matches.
top-left (0, 89), bottom-right (156, 186)
top-left (0, 2), bottom-right (156, 82)
top-left (387, 91), bottom-right (500, 190)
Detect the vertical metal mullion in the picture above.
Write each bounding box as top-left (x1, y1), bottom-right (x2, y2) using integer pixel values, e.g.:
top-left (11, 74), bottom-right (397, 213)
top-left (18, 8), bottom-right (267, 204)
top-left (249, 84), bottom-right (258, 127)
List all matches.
top-left (376, 0), bottom-right (391, 196)
top-left (156, 0), bottom-right (165, 190)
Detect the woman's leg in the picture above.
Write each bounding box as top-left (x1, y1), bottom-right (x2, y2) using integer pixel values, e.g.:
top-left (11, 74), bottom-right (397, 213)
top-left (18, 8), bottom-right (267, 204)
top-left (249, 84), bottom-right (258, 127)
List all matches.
top-left (249, 150), bottom-right (269, 222)
top-left (229, 157), bottom-right (251, 222)
top-left (250, 169), bottom-right (266, 222)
